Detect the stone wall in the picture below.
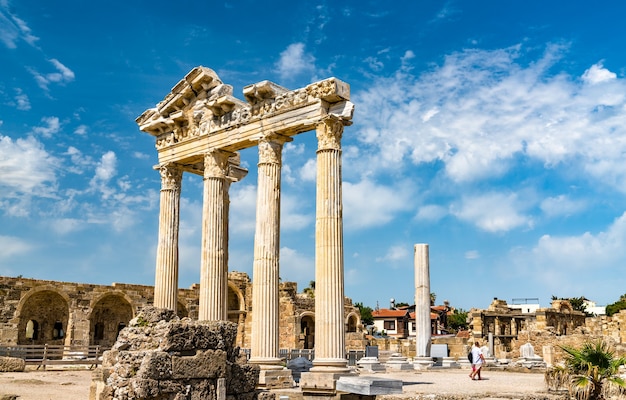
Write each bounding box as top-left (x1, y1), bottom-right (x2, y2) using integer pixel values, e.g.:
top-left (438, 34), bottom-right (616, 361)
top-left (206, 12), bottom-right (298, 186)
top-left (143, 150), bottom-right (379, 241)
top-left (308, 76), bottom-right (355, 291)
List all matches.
top-left (0, 274), bottom-right (366, 352)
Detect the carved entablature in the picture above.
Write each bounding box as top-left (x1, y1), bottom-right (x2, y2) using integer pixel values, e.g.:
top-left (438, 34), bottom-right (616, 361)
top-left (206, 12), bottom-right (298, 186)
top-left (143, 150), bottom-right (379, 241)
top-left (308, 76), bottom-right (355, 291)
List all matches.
top-left (137, 66), bottom-right (353, 155)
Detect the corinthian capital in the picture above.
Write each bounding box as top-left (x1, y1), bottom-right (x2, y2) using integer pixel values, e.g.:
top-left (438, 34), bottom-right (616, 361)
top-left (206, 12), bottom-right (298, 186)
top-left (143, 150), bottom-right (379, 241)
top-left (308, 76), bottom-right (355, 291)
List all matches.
top-left (204, 149), bottom-right (231, 179)
top-left (316, 116), bottom-right (344, 151)
top-left (158, 164), bottom-right (182, 190)
top-left (258, 134), bottom-right (292, 164)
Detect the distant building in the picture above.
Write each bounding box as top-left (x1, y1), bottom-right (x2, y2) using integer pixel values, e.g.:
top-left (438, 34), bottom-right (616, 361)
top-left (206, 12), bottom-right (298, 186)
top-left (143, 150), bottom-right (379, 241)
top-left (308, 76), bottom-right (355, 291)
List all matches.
top-left (508, 298), bottom-right (541, 314)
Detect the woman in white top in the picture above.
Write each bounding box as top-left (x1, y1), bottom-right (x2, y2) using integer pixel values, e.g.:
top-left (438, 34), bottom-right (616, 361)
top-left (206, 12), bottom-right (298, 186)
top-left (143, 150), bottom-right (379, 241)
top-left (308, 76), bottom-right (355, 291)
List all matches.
top-left (469, 342), bottom-right (485, 380)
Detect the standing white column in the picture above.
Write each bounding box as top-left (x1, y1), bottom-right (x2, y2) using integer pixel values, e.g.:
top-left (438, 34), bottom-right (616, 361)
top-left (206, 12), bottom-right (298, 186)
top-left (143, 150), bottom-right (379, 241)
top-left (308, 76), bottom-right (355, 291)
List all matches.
top-left (414, 243), bottom-right (432, 357)
top-left (154, 164), bottom-right (182, 311)
top-left (250, 135), bottom-right (288, 368)
top-left (311, 116), bottom-right (349, 372)
top-left (199, 150), bottom-right (232, 321)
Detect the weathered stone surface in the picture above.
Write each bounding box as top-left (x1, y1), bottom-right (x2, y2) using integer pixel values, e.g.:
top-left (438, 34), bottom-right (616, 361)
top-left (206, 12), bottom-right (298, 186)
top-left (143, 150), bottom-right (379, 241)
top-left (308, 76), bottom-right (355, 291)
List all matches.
top-left (162, 321), bottom-right (237, 353)
top-left (96, 309), bottom-right (259, 400)
top-left (0, 356), bottom-right (25, 372)
top-left (171, 349), bottom-right (226, 379)
top-left (226, 362), bottom-right (259, 394)
top-left (137, 351), bottom-right (172, 380)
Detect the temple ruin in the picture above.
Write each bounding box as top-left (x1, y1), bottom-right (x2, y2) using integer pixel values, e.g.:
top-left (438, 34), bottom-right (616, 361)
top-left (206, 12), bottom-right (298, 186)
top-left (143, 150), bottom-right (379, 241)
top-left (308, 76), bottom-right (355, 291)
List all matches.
top-left (136, 66), bottom-right (355, 393)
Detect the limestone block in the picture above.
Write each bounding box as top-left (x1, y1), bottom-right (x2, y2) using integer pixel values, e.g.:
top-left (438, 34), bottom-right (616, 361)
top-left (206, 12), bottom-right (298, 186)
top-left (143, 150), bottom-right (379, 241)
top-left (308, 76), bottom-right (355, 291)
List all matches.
top-left (226, 363), bottom-right (259, 394)
top-left (162, 321), bottom-right (237, 353)
top-left (0, 356), bottom-right (25, 372)
top-left (171, 349), bottom-right (226, 379)
top-left (336, 376), bottom-right (403, 395)
top-left (137, 351), bottom-right (172, 380)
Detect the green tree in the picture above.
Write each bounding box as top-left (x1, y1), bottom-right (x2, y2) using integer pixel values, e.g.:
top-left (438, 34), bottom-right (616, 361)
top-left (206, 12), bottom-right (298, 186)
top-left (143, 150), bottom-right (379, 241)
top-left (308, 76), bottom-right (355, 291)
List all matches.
top-left (606, 294), bottom-right (626, 316)
top-left (355, 302), bottom-right (374, 326)
top-left (447, 309), bottom-right (469, 331)
top-left (545, 339), bottom-right (626, 400)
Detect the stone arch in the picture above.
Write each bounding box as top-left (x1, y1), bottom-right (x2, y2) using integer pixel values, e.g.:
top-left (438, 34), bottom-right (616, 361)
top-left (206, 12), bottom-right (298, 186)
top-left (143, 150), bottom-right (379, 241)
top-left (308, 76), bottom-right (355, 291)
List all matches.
top-left (89, 293), bottom-right (134, 347)
top-left (345, 312), bottom-right (359, 333)
top-left (16, 287), bottom-right (70, 345)
top-left (299, 311), bottom-right (315, 350)
top-left (227, 283), bottom-right (245, 324)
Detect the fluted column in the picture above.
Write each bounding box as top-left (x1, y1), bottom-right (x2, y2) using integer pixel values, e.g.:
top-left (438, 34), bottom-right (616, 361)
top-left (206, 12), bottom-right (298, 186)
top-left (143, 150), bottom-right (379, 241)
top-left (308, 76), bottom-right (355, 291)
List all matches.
top-left (249, 135), bottom-right (289, 368)
top-left (415, 243), bottom-right (431, 357)
top-left (154, 164), bottom-right (182, 311)
top-left (311, 116), bottom-right (349, 372)
top-left (199, 149), bottom-right (231, 321)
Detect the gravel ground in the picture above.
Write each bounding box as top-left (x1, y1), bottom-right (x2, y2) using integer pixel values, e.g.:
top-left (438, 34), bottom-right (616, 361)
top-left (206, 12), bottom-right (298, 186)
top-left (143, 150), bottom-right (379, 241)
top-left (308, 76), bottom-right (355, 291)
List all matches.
top-left (0, 366), bottom-right (556, 400)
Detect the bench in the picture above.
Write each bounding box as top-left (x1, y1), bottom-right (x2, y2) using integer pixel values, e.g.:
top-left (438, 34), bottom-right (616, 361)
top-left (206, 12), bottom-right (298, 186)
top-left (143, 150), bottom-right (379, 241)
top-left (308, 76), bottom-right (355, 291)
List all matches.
top-left (0, 344), bottom-right (107, 370)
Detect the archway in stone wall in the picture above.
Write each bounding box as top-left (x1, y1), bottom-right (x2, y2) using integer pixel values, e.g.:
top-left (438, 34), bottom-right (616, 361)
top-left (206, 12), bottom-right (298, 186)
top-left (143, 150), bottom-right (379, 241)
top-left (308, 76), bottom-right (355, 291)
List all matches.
top-left (227, 284), bottom-right (244, 324)
top-left (89, 294), bottom-right (133, 347)
top-left (17, 290), bottom-right (69, 345)
top-left (346, 312), bottom-right (359, 333)
top-left (299, 313), bottom-right (315, 350)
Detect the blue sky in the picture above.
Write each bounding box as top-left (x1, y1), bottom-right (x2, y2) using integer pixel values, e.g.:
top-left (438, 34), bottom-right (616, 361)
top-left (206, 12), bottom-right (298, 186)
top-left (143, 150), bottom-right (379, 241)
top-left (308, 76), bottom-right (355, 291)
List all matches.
top-left (2, 0), bottom-right (626, 312)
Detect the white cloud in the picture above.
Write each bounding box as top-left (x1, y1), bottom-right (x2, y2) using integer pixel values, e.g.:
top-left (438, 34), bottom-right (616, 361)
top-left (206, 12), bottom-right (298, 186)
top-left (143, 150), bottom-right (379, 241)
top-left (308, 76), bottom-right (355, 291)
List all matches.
top-left (32, 116), bottom-right (60, 137)
top-left (299, 158), bottom-right (317, 182)
top-left (89, 151), bottom-right (118, 198)
top-left (0, 6), bottom-right (38, 49)
top-left (279, 246), bottom-right (314, 284)
top-left (582, 62), bottom-right (616, 85)
top-left (508, 212), bottom-right (626, 301)
top-left (343, 178), bottom-right (415, 230)
top-left (14, 88), bottom-right (30, 110)
top-left (276, 42), bottom-right (316, 81)
top-left (281, 194), bottom-right (313, 231)
top-left (74, 125), bottom-right (87, 135)
top-left (352, 44), bottom-right (626, 191)
top-left (415, 204), bottom-right (447, 222)
top-left (375, 244), bottom-right (410, 264)
top-left (229, 183), bottom-right (257, 235)
top-left (540, 195), bottom-right (586, 217)
top-left (452, 192), bottom-right (532, 232)
top-left (29, 59), bottom-right (75, 91)
top-left (0, 135), bottom-right (58, 198)
top-left (0, 235), bottom-right (33, 259)
top-left (465, 250), bottom-right (480, 259)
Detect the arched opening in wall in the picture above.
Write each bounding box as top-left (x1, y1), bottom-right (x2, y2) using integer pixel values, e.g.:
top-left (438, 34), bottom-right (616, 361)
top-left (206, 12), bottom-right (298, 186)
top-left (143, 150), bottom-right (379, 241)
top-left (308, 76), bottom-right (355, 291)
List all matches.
top-left (25, 320), bottom-right (39, 341)
top-left (347, 314), bottom-right (358, 332)
top-left (17, 290), bottom-right (69, 345)
top-left (227, 285), bottom-right (241, 324)
top-left (300, 315), bottom-right (315, 350)
top-left (177, 301), bottom-right (188, 319)
top-left (89, 294), bottom-right (133, 347)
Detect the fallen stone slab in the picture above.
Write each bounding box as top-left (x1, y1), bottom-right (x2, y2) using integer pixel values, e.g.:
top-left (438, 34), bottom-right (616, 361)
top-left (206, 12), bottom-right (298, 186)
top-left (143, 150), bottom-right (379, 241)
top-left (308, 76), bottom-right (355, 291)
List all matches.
top-left (0, 356), bottom-right (25, 372)
top-left (336, 376), bottom-right (403, 395)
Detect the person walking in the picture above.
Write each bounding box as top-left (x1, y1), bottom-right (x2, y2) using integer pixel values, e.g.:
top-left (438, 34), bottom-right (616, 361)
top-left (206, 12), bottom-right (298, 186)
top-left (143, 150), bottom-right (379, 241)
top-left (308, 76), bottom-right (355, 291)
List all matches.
top-left (469, 341), bottom-right (485, 380)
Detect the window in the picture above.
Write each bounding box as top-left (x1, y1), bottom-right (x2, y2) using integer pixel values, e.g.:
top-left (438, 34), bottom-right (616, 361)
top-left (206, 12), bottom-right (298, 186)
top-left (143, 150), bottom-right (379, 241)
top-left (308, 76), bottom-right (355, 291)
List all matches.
top-left (384, 320), bottom-right (395, 330)
top-left (52, 321), bottom-right (64, 339)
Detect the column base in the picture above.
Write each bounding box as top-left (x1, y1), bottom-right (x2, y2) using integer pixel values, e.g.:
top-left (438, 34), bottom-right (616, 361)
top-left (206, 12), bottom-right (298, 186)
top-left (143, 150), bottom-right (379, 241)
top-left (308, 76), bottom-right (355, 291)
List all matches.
top-left (300, 369), bottom-right (355, 396)
top-left (256, 368), bottom-right (295, 389)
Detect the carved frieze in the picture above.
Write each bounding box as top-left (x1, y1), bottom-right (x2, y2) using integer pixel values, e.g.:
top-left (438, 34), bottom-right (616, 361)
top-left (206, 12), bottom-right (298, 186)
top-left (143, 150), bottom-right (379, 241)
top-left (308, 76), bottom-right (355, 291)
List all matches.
top-left (137, 67), bottom-right (352, 153)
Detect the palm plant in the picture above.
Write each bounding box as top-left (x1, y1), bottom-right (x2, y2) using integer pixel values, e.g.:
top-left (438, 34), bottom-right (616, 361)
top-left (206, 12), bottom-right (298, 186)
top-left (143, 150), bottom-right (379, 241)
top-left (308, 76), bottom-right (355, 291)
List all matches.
top-left (545, 339), bottom-right (626, 400)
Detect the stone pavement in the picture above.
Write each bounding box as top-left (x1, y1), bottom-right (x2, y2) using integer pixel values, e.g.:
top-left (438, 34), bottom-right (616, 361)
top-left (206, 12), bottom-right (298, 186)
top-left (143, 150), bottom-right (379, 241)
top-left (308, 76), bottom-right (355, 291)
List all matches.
top-left (274, 368), bottom-right (563, 399)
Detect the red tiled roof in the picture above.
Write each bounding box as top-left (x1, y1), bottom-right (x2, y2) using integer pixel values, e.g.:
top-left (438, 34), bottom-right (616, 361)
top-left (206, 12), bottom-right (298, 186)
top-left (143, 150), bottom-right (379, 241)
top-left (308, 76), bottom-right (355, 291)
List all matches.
top-left (408, 311), bottom-right (439, 320)
top-left (372, 308), bottom-right (408, 318)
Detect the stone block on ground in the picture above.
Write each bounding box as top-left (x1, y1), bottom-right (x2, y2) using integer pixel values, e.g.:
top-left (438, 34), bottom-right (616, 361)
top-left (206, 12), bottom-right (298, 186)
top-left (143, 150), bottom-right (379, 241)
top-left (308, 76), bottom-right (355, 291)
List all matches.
top-left (336, 376), bottom-right (403, 395)
top-left (0, 356), bottom-right (25, 372)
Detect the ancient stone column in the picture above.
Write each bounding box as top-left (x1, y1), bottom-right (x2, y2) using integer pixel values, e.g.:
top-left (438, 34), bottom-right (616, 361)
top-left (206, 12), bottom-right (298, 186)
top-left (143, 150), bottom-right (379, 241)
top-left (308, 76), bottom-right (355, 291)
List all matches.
top-left (249, 135), bottom-right (295, 388)
top-left (249, 136), bottom-right (287, 367)
top-left (154, 164), bottom-right (182, 311)
top-left (199, 150), bottom-right (231, 321)
top-left (414, 244), bottom-right (432, 358)
top-left (310, 116), bottom-right (349, 373)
